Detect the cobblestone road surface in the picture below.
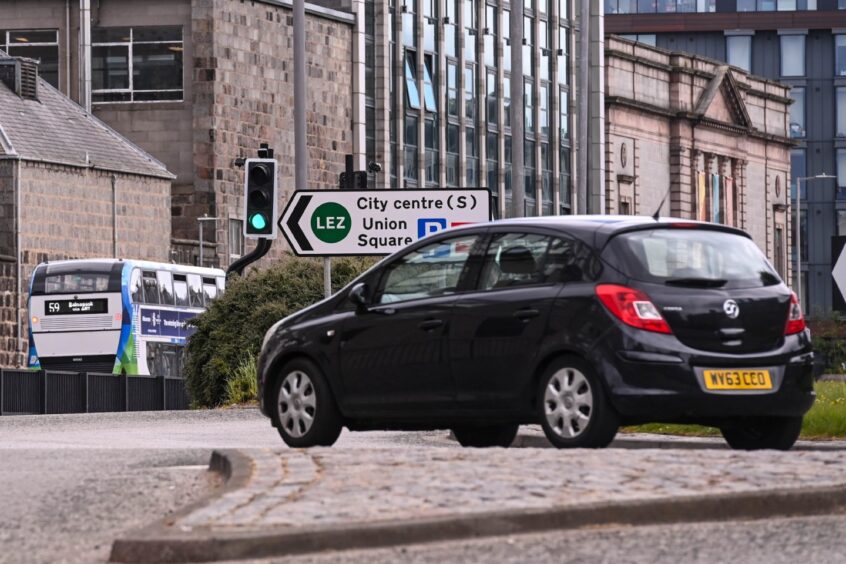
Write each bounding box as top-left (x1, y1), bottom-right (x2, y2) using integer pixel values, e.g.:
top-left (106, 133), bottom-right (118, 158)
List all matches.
top-left (180, 446), bottom-right (846, 531)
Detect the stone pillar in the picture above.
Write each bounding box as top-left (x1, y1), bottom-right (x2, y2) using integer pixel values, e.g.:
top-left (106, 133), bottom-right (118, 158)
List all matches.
top-left (691, 149), bottom-right (703, 220)
top-left (669, 145), bottom-right (692, 219)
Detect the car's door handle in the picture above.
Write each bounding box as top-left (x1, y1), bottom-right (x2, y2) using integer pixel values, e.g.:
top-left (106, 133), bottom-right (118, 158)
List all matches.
top-left (418, 318), bottom-right (445, 331)
top-left (514, 308), bottom-right (540, 320)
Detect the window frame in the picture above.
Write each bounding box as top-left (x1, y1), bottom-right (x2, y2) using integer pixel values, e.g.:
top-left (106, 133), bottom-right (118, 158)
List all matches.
top-left (1, 29), bottom-right (60, 88)
top-left (91, 26), bottom-right (184, 104)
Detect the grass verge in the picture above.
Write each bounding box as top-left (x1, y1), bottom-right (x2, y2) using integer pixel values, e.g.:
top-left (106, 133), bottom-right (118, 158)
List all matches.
top-left (623, 380), bottom-right (846, 440)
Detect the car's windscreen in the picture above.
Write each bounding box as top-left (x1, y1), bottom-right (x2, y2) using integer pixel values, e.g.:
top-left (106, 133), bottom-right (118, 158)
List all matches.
top-left (611, 229), bottom-right (781, 289)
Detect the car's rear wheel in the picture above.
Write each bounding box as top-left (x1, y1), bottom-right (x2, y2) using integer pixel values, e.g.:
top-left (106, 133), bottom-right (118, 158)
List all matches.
top-left (272, 358), bottom-right (343, 448)
top-left (720, 416), bottom-right (803, 451)
top-left (452, 424), bottom-right (519, 448)
top-left (538, 356), bottom-right (619, 449)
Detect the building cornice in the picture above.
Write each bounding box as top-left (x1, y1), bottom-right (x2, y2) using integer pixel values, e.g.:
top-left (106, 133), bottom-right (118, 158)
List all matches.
top-left (254, 0), bottom-right (355, 25)
top-left (605, 10), bottom-right (846, 34)
top-left (0, 154), bottom-right (175, 180)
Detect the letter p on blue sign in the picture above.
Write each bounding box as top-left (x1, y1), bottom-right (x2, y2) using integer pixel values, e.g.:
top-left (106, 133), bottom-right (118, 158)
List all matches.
top-left (418, 218), bottom-right (447, 238)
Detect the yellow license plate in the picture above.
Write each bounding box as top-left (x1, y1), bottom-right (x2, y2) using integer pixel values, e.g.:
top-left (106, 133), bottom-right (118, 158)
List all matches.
top-left (703, 369), bottom-right (772, 391)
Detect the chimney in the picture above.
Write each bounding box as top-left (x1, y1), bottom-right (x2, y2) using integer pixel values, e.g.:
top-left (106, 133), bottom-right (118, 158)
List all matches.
top-left (0, 57), bottom-right (39, 101)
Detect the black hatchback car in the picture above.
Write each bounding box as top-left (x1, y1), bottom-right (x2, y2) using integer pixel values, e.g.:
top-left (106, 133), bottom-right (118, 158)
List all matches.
top-left (257, 217), bottom-right (815, 450)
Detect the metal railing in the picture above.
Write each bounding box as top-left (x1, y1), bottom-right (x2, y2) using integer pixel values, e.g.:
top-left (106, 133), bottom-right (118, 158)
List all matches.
top-left (0, 370), bottom-right (190, 415)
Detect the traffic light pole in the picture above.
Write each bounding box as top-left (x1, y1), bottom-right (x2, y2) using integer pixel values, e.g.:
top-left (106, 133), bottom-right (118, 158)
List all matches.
top-left (227, 237), bottom-right (272, 277)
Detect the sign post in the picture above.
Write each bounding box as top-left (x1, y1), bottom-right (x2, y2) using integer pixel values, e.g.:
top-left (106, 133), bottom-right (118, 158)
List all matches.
top-left (279, 189), bottom-right (491, 256)
top-left (831, 235), bottom-right (846, 312)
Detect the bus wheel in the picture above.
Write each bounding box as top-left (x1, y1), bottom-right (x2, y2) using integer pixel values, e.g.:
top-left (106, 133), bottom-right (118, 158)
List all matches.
top-left (272, 358), bottom-right (343, 447)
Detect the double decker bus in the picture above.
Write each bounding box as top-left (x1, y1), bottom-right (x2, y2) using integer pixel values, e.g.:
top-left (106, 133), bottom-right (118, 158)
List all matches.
top-left (27, 259), bottom-right (225, 376)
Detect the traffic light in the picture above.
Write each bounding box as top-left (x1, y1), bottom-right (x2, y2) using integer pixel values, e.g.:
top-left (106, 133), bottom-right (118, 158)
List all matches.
top-left (243, 158), bottom-right (278, 239)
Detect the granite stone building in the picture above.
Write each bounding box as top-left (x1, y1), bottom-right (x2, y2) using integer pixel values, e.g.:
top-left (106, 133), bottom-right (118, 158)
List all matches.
top-left (604, 37), bottom-right (794, 277)
top-left (606, 1), bottom-right (846, 313)
top-left (0, 53), bottom-right (173, 367)
top-left (0, 0), bottom-right (359, 268)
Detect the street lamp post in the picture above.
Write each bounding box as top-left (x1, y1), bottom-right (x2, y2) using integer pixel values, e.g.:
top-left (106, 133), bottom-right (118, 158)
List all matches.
top-left (794, 174), bottom-right (835, 311)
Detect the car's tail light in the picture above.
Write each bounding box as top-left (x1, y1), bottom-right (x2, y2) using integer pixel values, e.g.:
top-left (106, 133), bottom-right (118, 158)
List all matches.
top-left (595, 284), bottom-right (672, 334)
top-left (784, 292), bottom-right (806, 335)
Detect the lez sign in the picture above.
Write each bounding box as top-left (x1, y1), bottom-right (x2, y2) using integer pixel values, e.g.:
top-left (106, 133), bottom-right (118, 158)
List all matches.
top-left (279, 189), bottom-right (491, 256)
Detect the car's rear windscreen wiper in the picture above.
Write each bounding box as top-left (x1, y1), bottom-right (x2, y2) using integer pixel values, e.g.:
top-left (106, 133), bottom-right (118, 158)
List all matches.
top-left (664, 277), bottom-right (728, 288)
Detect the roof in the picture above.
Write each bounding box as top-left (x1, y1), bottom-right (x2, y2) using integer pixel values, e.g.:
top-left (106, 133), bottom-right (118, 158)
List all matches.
top-left (0, 51), bottom-right (174, 180)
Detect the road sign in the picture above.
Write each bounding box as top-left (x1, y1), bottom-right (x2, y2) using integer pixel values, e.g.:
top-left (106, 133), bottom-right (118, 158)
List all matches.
top-left (279, 189), bottom-right (491, 256)
top-left (831, 236), bottom-right (846, 312)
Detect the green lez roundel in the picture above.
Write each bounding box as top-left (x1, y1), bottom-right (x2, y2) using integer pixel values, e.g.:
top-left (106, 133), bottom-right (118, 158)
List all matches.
top-left (311, 202), bottom-right (351, 244)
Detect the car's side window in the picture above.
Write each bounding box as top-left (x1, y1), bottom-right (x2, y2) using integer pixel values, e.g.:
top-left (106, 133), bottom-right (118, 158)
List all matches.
top-left (375, 233), bottom-right (480, 305)
top-left (479, 233), bottom-right (552, 290)
top-left (544, 236), bottom-right (602, 283)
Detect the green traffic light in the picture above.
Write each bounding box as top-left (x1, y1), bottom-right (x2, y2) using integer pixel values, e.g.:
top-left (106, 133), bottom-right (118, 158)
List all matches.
top-left (249, 213), bottom-right (268, 231)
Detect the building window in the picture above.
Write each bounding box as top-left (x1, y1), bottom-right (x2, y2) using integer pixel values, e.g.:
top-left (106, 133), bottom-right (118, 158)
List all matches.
top-left (404, 114), bottom-right (419, 182)
top-left (487, 71), bottom-right (498, 125)
top-left (837, 35), bottom-right (846, 77)
top-left (837, 87), bottom-right (846, 137)
top-left (560, 89), bottom-right (569, 140)
top-left (403, 0), bottom-right (417, 47)
top-left (229, 219), bottom-right (243, 259)
top-left (503, 10), bottom-right (511, 72)
top-left (92, 26), bottom-right (183, 103)
top-left (487, 131), bottom-right (499, 209)
top-left (737, 0), bottom-right (755, 10)
top-left (791, 148), bottom-right (806, 200)
top-left (539, 20), bottom-right (550, 82)
top-left (503, 75), bottom-right (512, 127)
top-left (620, 34), bottom-right (657, 46)
top-left (838, 210), bottom-right (846, 235)
top-left (423, 0), bottom-right (437, 52)
top-left (422, 55), bottom-right (437, 112)
top-left (560, 0), bottom-right (569, 17)
top-left (541, 143), bottom-right (553, 211)
top-left (523, 16), bottom-right (534, 77)
top-left (789, 87), bottom-right (805, 138)
top-left (637, 0), bottom-right (656, 12)
top-left (758, 0), bottom-right (776, 9)
top-left (525, 80), bottom-right (534, 133)
top-left (425, 118), bottom-right (438, 185)
top-left (484, 4), bottom-right (497, 68)
top-left (525, 139), bottom-right (536, 205)
top-left (774, 225), bottom-right (785, 280)
top-left (447, 124), bottom-right (460, 186)
top-left (505, 135), bottom-right (513, 200)
top-left (447, 62), bottom-right (458, 116)
top-left (780, 34), bottom-right (805, 77)
top-left (838, 149), bottom-right (846, 200)
top-left (558, 27), bottom-right (569, 85)
top-left (1, 29), bottom-right (59, 88)
top-left (726, 35), bottom-right (752, 73)
top-left (697, 0), bottom-right (716, 11)
top-left (465, 65), bottom-right (476, 120)
top-left (404, 52), bottom-right (421, 110)
top-left (539, 83), bottom-right (549, 136)
top-left (467, 127), bottom-right (478, 186)
top-left (464, 0), bottom-right (476, 62)
top-left (559, 147), bottom-right (570, 213)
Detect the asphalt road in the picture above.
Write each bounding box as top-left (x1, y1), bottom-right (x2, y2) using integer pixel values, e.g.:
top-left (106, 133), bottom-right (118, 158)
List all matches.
top-left (267, 512), bottom-right (846, 564)
top-left (0, 409), bottom-right (448, 564)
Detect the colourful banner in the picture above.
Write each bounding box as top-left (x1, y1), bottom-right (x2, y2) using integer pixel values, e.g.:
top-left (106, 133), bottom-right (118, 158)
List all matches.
top-left (697, 172), bottom-right (707, 221)
top-left (712, 174), bottom-right (721, 224)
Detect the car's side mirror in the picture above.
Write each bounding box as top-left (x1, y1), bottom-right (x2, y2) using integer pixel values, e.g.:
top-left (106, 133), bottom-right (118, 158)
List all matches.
top-left (348, 282), bottom-right (370, 313)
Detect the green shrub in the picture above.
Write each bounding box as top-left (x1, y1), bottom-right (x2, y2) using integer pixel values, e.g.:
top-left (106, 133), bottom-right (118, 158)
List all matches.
top-left (809, 313), bottom-right (846, 374)
top-left (226, 356), bottom-right (259, 405)
top-left (184, 255), bottom-right (375, 407)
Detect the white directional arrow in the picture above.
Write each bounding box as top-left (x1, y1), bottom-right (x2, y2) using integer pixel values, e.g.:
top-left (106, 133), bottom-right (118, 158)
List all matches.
top-left (832, 240), bottom-right (846, 305)
top-left (278, 189), bottom-right (491, 257)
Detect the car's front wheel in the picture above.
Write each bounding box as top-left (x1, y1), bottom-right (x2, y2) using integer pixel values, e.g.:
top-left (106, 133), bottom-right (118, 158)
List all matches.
top-left (272, 358), bottom-right (343, 448)
top-left (537, 356), bottom-right (619, 449)
top-left (452, 424), bottom-right (519, 448)
top-left (720, 416), bottom-right (803, 451)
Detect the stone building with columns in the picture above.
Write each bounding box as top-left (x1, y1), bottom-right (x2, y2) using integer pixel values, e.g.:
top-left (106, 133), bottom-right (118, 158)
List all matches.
top-left (605, 36), bottom-right (793, 280)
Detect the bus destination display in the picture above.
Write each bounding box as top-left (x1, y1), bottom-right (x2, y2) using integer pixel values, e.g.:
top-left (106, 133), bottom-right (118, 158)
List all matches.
top-left (45, 299), bottom-right (108, 315)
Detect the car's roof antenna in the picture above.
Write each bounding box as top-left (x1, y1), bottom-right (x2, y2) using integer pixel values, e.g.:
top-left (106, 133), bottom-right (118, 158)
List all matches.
top-left (652, 185), bottom-right (672, 221)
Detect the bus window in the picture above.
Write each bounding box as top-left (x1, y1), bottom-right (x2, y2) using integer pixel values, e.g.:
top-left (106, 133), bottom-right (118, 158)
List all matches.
top-left (187, 274), bottom-right (203, 307)
top-left (173, 275), bottom-right (189, 307)
top-left (45, 273), bottom-right (110, 294)
top-left (130, 269), bottom-right (143, 303)
top-left (216, 276), bottom-right (226, 296)
top-left (142, 272), bottom-right (160, 304)
top-left (202, 277), bottom-right (217, 304)
top-left (157, 271), bottom-right (174, 305)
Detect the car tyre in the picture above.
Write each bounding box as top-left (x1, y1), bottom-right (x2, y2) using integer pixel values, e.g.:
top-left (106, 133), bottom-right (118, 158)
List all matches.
top-left (538, 356), bottom-right (619, 449)
top-left (452, 424), bottom-right (519, 448)
top-left (720, 416), bottom-right (803, 451)
top-left (271, 358), bottom-right (343, 448)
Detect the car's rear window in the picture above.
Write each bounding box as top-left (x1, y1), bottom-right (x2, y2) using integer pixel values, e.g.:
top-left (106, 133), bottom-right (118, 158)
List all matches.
top-left (610, 229), bottom-right (781, 289)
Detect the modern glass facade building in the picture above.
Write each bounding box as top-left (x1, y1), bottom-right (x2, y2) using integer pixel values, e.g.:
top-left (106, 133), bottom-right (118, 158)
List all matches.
top-left (363, 0), bottom-right (576, 218)
top-left (608, 1), bottom-right (846, 314)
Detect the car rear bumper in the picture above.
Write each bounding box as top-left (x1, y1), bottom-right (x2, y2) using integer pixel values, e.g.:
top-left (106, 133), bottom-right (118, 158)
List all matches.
top-left (593, 329), bottom-right (816, 423)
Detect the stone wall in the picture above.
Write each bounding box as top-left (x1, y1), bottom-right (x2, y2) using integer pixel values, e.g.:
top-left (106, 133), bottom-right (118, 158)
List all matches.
top-left (192, 0), bottom-right (355, 268)
top-left (0, 161), bottom-right (18, 367)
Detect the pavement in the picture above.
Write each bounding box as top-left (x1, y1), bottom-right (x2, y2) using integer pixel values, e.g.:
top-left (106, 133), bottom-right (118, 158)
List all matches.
top-left (112, 434), bottom-right (846, 563)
